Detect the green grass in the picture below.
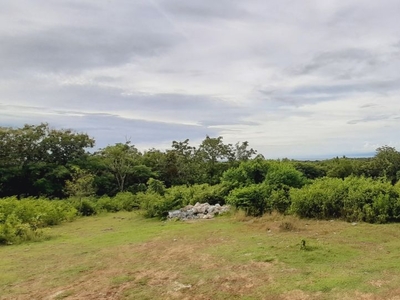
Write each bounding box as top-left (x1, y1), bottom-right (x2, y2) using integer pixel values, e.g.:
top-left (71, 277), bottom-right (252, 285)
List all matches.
top-left (1, 211), bottom-right (400, 299)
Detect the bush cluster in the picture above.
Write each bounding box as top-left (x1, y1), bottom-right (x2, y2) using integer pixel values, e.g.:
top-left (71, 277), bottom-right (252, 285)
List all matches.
top-left (290, 176), bottom-right (400, 223)
top-left (69, 192), bottom-right (141, 216)
top-left (224, 160), bottom-right (307, 216)
top-left (0, 197), bottom-right (77, 244)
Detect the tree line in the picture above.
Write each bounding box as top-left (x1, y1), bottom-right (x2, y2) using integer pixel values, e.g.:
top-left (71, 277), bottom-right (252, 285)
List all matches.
top-left (0, 123), bottom-right (257, 198)
top-left (2, 124), bottom-right (400, 201)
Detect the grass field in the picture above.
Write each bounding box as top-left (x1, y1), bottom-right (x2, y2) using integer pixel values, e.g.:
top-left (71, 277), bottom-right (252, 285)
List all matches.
top-left (1, 211), bottom-right (400, 300)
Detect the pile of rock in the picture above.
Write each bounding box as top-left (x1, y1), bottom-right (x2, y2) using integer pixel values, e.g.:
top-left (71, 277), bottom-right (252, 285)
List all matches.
top-left (168, 202), bottom-right (230, 220)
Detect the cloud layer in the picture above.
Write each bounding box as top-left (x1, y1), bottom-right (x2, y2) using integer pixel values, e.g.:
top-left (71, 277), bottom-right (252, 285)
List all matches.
top-left (1, 0), bottom-right (400, 158)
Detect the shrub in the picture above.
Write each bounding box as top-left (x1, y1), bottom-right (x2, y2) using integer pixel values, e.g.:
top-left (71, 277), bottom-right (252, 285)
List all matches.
top-left (221, 159), bottom-right (271, 191)
top-left (113, 192), bottom-right (140, 211)
top-left (94, 192), bottom-right (139, 212)
top-left (290, 177), bottom-right (346, 219)
top-left (290, 176), bottom-right (400, 223)
top-left (137, 192), bottom-right (172, 218)
top-left (185, 184), bottom-right (226, 205)
top-left (147, 178), bottom-right (165, 195)
top-left (69, 197), bottom-right (98, 216)
top-left (96, 196), bottom-right (123, 212)
top-left (0, 197), bottom-right (78, 244)
top-left (226, 184), bottom-right (272, 216)
top-left (264, 162), bottom-right (307, 189)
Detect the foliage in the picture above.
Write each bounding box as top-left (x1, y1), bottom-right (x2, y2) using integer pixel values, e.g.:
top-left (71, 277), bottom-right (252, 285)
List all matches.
top-left (147, 178), bottom-right (165, 195)
top-left (95, 192), bottom-right (139, 212)
top-left (64, 166), bottom-right (96, 199)
top-left (0, 197), bottom-right (77, 244)
top-left (264, 161), bottom-right (307, 188)
top-left (293, 161), bottom-right (327, 179)
top-left (97, 142), bottom-right (143, 192)
top-left (325, 157), bottom-right (357, 179)
top-left (0, 123), bottom-right (94, 198)
top-left (4, 123), bottom-right (400, 226)
top-left (224, 160), bottom-right (306, 216)
top-left (290, 176), bottom-right (400, 223)
top-left (226, 184), bottom-right (272, 216)
top-left (221, 158), bottom-right (271, 190)
top-left (372, 146), bottom-right (400, 184)
top-left (137, 192), bottom-right (172, 218)
top-left (70, 198), bottom-right (98, 216)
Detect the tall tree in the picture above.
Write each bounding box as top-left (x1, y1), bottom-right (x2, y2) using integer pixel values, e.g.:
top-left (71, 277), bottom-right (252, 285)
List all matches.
top-left (0, 123), bottom-right (94, 197)
top-left (373, 146), bottom-right (400, 184)
top-left (98, 142), bottom-right (142, 192)
top-left (234, 141), bottom-right (257, 161)
top-left (197, 136), bottom-right (235, 184)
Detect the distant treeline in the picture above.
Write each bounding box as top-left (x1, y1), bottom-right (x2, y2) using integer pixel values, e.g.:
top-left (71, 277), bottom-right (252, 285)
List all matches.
top-left (1, 123), bottom-right (398, 199)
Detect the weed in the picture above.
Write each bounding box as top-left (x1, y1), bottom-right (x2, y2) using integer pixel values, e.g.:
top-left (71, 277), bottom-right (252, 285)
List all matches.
top-left (300, 239), bottom-right (307, 250)
top-left (279, 221), bottom-right (295, 231)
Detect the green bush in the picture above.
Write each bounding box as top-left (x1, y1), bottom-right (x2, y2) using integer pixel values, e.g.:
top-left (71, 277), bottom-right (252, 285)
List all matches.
top-left (290, 177), bottom-right (346, 219)
top-left (147, 178), bottom-right (166, 195)
top-left (0, 197), bottom-right (78, 244)
top-left (264, 162), bottom-right (307, 188)
top-left (96, 196), bottom-right (123, 212)
top-left (69, 197), bottom-right (98, 216)
top-left (137, 192), bottom-right (173, 218)
top-left (224, 161), bottom-right (306, 216)
top-left (113, 192), bottom-right (140, 211)
top-left (269, 187), bottom-right (291, 214)
top-left (221, 159), bottom-right (271, 191)
top-left (226, 184), bottom-right (272, 216)
top-left (95, 192), bottom-right (139, 212)
top-left (290, 176), bottom-right (400, 223)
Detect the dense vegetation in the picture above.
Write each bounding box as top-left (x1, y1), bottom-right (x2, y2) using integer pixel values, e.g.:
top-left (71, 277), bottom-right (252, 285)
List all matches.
top-left (2, 123), bottom-right (400, 244)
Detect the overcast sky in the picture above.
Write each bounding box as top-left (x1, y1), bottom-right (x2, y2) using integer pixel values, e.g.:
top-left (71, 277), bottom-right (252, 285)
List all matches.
top-left (1, 0), bottom-right (400, 159)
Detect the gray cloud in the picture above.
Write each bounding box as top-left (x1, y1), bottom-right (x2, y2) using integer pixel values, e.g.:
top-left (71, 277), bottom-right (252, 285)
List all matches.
top-left (347, 115), bottom-right (393, 125)
top-left (295, 48), bottom-right (381, 79)
top-left (0, 104), bottom-right (220, 150)
top-left (0, 0), bottom-right (183, 73)
top-left (157, 0), bottom-right (251, 21)
top-left (2, 0), bottom-right (400, 158)
top-left (0, 26), bottom-right (180, 74)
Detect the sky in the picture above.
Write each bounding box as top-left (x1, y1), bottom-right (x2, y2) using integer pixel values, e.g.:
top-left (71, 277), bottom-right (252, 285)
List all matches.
top-left (1, 0), bottom-right (400, 159)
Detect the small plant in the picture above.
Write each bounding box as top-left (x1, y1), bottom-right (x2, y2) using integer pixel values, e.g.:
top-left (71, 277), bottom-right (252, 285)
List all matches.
top-left (279, 221), bottom-right (295, 231)
top-left (300, 239), bottom-right (307, 250)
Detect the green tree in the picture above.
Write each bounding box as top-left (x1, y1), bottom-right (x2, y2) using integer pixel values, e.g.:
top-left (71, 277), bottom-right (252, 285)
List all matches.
top-left (221, 158), bottom-right (271, 190)
top-left (234, 141), bottom-right (257, 161)
top-left (373, 146), bottom-right (400, 184)
top-left (293, 161), bottom-right (326, 179)
top-left (0, 123), bottom-right (94, 198)
top-left (147, 178), bottom-right (166, 195)
top-left (98, 142), bottom-right (142, 192)
top-left (160, 139), bottom-right (201, 186)
top-left (65, 166), bottom-right (96, 200)
top-left (326, 157), bottom-right (355, 179)
top-left (197, 136), bottom-right (235, 184)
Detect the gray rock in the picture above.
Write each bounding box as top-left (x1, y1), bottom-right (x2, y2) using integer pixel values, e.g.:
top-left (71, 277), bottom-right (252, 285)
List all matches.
top-left (168, 210), bottom-right (182, 218)
top-left (168, 203), bottom-right (230, 220)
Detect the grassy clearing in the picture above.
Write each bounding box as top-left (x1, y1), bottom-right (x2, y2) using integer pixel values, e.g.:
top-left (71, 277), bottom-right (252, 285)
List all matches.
top-left (1, 212), bottom-right (400, 299)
